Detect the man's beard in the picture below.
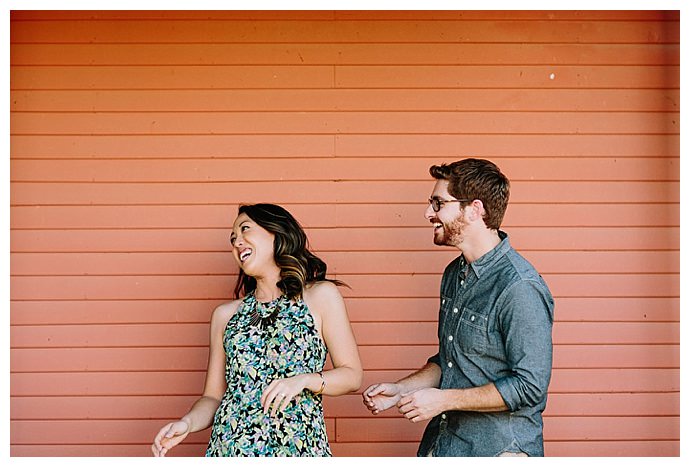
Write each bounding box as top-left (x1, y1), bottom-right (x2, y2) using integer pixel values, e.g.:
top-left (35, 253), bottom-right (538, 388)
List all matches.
top-left (433, 216), bottom-right (466, 247)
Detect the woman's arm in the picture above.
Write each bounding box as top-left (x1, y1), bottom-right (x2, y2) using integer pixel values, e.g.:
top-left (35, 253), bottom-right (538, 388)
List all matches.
top-left (304, 281), bottom-right (363, 395)
top-left (261, 282), bottom-right (363, 416)
top-left (180, 301), bottom-right (237, 430)
top-left (151, 300), bottom-right (239, 456)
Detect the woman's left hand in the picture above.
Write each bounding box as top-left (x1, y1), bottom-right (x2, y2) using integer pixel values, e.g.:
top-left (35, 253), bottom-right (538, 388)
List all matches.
top-left (261, 374), bottom-right (309, 417)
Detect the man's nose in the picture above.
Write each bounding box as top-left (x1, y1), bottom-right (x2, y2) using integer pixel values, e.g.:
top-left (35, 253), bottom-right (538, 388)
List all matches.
top-left (424, 203), bottom-right (435, 220)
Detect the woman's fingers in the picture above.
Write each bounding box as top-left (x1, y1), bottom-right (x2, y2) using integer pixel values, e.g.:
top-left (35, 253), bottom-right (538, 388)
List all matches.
top-left (260, 381), bottom-right (276, 408)
top-left (270, 391), bottom-right (289, 417)
top-left (152, 422), bottom-right (173, 455)
top-left (262, 375), bottom-right (309, 416)
top-left (364, 384), bottom-right (383, 398)
top-left (279, 392), bottom-right (293, 413)
top-left (153, 423), bottom-right (169, 448)
top-left (262, 386), bottom-right (277, 414)
top-left (165, 425), bottom-right (180, 439)
top-left (152, 420), bottom-right (188, 456)
top-left (262, 388), bottom-right (282, 415)
top-left (262, 386), bottom-right (293, 416)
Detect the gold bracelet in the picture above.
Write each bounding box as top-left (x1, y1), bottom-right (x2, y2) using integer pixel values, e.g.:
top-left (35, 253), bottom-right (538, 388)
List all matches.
top-left (314, 371), bottom-right (325, 395)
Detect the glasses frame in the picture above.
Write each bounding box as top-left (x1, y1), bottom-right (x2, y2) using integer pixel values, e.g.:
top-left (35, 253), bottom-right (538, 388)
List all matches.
top-left (428, 197), bottom-right (472, 213)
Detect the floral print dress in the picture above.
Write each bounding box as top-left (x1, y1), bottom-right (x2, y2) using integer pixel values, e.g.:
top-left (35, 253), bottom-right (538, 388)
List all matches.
top-left (205, 293), bottom-right (331, 456)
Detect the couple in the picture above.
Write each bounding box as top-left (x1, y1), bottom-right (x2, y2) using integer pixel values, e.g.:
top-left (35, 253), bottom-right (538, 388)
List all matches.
top-left (151, 158), bottom-right (555, 457)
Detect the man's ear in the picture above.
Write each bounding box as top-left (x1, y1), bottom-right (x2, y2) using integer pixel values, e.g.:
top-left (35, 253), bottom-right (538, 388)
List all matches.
top-left (467, 199), bottom-right (485, 223)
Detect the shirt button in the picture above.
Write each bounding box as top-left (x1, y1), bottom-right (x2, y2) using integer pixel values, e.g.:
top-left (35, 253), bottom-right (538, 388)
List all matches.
top-left (460, 280), bottom-right (464, 286)
top-left (453, 308), bottom-right (458, 314)
top-left (441, 413), bottom-right (447, 420)
top-left (442, 299), bottom-right (446, 305)
top-left (470, 315), bottom-right (476, 321)
top-left (447, 361), bottom-right (453, 368)
top-left (448, 335), bottom-right (453, 341)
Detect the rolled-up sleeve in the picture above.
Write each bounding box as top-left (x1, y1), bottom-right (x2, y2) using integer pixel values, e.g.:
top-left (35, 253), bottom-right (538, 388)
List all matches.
top-left (493, 280), bottom-right (554, 412)
top-left (427, 353), bottom-right (441, 367)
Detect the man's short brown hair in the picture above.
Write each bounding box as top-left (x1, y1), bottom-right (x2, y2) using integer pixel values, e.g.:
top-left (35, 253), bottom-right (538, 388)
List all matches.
top-left (429, 158), bottom-right (510, 230)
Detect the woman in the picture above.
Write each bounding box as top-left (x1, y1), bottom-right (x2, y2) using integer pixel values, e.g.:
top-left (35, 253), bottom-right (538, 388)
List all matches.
top-left (151, 203), bottom-right (363, 456)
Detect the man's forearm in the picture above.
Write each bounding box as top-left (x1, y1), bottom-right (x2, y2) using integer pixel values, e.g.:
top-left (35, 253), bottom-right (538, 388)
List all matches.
top-left (445, 382), bottom-right (508, 413)
top-left (397, 362), bottom-right (442, 393)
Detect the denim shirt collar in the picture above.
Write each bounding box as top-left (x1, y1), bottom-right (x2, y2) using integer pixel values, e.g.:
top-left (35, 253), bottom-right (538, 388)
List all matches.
top-left (467, 230), bottom-right (510, 279)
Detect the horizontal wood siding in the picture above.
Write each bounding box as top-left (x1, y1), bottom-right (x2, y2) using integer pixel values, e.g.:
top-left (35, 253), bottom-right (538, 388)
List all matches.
top-left (10, 10), bottom-right (679, 457)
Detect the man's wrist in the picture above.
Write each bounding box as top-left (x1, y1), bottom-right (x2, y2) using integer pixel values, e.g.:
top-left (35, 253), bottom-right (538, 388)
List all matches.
top-left (391, 381), bottom-right (405, 395)
top-left (443, 388), bottom-right (463, 412)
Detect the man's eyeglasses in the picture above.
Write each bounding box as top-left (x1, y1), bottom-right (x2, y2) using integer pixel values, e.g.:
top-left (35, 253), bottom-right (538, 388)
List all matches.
top-left (428, 197), bottom-right (471, 213)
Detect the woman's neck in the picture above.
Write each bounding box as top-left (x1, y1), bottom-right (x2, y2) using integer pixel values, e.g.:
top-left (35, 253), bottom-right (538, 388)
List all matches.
top-left (253, 274), bottom-right (283, 302)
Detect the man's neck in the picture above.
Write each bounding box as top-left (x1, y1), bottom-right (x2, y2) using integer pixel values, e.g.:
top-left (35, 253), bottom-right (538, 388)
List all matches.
top-left (460, 230), bottom-right (502, 264)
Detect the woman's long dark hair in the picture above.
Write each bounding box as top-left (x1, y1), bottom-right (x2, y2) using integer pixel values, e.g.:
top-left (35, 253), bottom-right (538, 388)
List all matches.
top-left (232, 203), bottom-right (346, 300)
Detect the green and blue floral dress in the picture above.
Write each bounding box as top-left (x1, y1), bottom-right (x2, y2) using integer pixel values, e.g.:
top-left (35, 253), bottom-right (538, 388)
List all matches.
top-left (205, 293), bottom-right (331, 456)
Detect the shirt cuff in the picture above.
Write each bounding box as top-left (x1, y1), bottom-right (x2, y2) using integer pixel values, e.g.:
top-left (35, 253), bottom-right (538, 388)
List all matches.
top-left (427, 353), bottom-right (441, 367)
top-left (493, 376), bottom-right (520, 412)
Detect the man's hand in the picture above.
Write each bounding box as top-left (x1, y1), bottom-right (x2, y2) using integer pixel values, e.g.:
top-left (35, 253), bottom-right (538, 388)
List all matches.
top-left (362, 382), bottom-right (403, 415)
top-left (397, 388), bottom-right (449, 423)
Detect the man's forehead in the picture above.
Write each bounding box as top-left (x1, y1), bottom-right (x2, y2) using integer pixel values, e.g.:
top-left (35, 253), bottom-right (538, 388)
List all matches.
top-left (431, 179), bottom-right (451, 196)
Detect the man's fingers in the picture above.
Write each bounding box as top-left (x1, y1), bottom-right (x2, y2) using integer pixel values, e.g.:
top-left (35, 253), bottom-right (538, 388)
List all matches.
top-left (398, 399), bottom-right (416, 415)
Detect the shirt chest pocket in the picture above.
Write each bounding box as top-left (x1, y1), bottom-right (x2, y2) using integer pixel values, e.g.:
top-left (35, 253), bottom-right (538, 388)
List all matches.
top-left (455, 307), bottom-right (490, 356)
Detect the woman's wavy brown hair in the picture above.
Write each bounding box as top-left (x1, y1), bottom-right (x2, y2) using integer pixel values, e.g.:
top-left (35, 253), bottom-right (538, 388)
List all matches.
top-left (233, 203), bottom-right (346, 300)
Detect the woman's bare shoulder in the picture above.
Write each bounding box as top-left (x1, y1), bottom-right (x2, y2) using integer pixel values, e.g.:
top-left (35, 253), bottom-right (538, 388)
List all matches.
top-left (210, 299), bottom-right (243, 328)
top-left (303, 280), bottom-right (342, 301)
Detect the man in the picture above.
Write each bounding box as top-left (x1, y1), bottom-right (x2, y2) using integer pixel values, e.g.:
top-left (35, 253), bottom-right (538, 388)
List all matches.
top-left (362, 158), bottom-right (554, 457)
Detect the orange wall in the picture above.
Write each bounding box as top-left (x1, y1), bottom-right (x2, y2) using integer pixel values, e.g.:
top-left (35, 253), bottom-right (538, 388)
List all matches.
top-left (10, 10), bottom-right (680, 456)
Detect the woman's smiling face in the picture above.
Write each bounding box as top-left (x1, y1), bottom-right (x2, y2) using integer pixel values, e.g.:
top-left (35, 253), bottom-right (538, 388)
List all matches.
top-left (230, 212), bottom-right (277, 276)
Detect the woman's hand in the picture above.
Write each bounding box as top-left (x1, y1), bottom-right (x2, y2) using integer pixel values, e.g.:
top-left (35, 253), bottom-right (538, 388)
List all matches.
top-left (151, 419), bottom-right (190, 457)
top-left (260, 374), bottom-right (310, 417)
top-left (362, 382), bottom-right (403, 415)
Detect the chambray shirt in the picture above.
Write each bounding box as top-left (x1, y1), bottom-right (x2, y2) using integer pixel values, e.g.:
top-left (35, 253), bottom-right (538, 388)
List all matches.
top-left (418, 232), bottom-right (554, 457)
